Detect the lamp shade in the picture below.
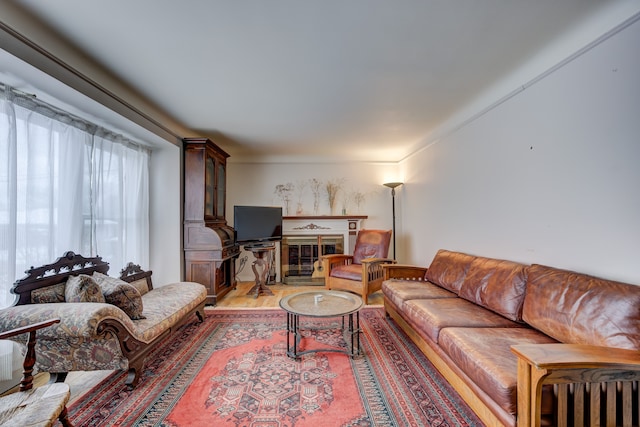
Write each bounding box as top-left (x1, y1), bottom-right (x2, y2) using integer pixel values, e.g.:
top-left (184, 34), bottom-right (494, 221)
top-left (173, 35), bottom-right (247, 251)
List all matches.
top-left (383, 182), bottom-right (403, 189)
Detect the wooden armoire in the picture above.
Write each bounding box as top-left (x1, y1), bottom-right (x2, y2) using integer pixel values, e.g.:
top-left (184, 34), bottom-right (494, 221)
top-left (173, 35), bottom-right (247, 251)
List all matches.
top-left (183, 137), bottom-right (239, 305)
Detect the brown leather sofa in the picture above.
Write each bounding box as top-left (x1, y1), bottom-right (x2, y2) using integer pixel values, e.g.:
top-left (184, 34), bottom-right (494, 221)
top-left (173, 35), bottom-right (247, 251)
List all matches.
top-left (382, 249), bottom-right (640, 427)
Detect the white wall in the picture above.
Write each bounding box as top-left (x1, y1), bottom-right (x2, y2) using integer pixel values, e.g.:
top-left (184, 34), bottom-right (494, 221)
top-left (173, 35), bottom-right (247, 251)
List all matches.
top-left (148, 143), bottom-right (183, 285)
top-left (226, 161), bottom-right (400, 281)
top-left (400, 15), bottom-right (640, 284)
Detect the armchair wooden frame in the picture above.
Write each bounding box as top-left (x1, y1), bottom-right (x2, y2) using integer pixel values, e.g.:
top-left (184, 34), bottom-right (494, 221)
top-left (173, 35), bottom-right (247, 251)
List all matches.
top-left (323, 255), bottom-right (396, 304)
top-left (0, 318), bottom-right (73, 427)
top-left (512, 344), bottom-right (640, 427)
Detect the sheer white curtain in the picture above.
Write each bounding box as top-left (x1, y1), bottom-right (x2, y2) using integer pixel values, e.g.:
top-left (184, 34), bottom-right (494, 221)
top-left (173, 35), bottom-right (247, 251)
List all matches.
top-left (91, 132), bottom-right (149, 273)
top-left (0, 91), bottom-right (17, 308)
top-left (0, 86), bottom-right (150, 308)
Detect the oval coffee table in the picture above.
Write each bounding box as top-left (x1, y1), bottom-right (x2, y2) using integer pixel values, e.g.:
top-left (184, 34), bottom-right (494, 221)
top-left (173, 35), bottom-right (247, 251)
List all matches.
top-left (279, 290), bottom-right (363, 359)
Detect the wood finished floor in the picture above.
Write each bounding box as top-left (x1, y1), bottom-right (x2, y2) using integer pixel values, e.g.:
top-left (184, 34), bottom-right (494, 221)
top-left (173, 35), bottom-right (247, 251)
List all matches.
top-left (58, 281), bottom-right (383, 404)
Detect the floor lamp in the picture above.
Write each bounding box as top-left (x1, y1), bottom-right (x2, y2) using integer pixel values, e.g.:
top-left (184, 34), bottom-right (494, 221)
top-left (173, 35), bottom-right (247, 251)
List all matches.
top-left (383, 182), bottom-right (403, 260)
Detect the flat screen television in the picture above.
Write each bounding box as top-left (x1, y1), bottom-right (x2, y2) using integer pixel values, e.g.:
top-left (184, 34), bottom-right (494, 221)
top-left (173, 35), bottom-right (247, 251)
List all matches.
top-left (234, 205), bottom-right (283, 245)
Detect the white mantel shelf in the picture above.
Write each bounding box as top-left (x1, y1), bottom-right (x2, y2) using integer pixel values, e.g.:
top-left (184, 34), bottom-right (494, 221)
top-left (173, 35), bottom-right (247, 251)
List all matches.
top-left (283, 215), bottom-right (368, 220)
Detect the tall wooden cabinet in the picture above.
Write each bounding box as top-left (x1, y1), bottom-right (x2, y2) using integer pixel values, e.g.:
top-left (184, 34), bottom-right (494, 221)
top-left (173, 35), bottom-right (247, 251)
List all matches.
top-left (183, 137), bottom-right (239, 305)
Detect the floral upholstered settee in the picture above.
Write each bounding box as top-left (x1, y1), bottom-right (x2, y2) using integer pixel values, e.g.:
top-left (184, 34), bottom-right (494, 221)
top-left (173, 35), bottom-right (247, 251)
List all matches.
top-left (0, 252), bottom-right (207, 388)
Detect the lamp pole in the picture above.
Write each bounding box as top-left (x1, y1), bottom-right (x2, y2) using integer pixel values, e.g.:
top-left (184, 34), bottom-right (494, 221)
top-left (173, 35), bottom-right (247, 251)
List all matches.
top-left (383, 182), bottom-right (403, 260)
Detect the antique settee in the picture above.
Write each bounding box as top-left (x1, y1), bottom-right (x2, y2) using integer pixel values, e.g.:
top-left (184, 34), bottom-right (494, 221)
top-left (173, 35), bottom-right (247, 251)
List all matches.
top-left (382, 249), bottom-right (640, 427)
top-left (0, 252), bottom-right (207, 388)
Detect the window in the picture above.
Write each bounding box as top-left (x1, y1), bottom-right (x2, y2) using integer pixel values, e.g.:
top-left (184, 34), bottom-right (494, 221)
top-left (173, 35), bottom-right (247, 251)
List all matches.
top-left (0, 85), bottom-right (149, 307)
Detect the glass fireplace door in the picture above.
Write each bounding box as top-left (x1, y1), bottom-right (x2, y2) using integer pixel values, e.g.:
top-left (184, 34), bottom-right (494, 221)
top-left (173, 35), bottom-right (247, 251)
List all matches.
top-left (280, 235), bottom-right (344, 285)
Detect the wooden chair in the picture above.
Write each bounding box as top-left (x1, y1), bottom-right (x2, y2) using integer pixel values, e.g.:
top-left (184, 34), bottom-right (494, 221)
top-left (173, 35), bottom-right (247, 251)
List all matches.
top-left (0, 318), bottom-right (72, 427)
top-left (512, 343), bottom-right (640, 427)
top-left (322, 229), bottom-right (395, 304)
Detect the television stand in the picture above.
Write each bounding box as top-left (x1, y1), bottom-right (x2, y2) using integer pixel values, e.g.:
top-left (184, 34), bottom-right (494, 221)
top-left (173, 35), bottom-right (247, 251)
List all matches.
top-left (245, 245), bottom-right (276, 298)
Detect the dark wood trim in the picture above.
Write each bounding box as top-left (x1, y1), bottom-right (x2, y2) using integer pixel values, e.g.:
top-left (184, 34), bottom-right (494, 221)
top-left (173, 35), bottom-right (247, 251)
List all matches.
top-left (120, 262), bottom-right (154, 291)
top-left (12, 251), bottom-right (109, 306)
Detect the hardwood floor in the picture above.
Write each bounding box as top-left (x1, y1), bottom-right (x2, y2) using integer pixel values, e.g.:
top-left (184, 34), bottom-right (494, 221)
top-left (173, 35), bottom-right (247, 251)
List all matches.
top-left (60, 281), bottom-right (383, 404)
top-left (216, 280), bottom-right (384, 308)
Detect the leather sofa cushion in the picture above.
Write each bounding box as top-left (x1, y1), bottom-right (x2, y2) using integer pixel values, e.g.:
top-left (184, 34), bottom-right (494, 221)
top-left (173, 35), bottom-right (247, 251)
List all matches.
top-left (382, 279), bottom-right (456, 310)
top-left (330, 264), bottom-right (362, 281)
top-left (458, 257), bottom-right (528, 322)
top-left (523, 264), bottom-right (640, 350)
top-left (439, 327), bottom-right (557, 415)
top-left (403, 298), bottom-right (521, 343)
top-left (424, 250), bottom-right (476, 294)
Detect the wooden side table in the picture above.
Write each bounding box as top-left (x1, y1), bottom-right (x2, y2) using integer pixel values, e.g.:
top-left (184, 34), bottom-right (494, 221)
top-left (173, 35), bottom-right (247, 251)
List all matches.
top-left (246, 244), bottom-right (276, 298)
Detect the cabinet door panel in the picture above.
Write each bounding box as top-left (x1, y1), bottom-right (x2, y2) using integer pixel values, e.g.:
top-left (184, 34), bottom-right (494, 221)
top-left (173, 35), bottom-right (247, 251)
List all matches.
top-left (205, 156), bottom-right (215, 218)
top-left (216, 161), bottom-right (225, 218)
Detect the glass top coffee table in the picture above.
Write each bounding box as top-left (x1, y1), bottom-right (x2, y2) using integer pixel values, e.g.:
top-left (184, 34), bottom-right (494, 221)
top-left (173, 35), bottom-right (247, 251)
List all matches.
top-left (279, 290), bottom-right (363, 359)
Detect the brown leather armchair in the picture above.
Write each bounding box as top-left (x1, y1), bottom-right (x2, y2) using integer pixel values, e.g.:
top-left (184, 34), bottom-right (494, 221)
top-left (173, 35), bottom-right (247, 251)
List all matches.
top-left (322, 229), bottom-right (395, 304)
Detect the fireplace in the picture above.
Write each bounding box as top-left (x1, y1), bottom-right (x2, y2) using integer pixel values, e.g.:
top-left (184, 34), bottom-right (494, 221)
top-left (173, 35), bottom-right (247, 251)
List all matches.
top-left (280, 215), bottom-right (367, 285)
top-left (281, 235), bottom-right (343, 284)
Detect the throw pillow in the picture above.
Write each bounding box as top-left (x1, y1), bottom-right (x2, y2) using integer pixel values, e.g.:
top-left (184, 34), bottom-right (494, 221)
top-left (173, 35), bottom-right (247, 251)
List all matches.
top-left (65, 274), bottom-right (106, 303)
top-left (127, 278), bottom-right (150, 296)
top-left (32, 282), bottom-right (66, 303)
top-left (93, 272), bottom-right (146, 320)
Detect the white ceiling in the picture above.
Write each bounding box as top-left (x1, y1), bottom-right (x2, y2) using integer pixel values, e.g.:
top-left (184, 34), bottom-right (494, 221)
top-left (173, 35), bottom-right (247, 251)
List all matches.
top-left (4, 0), bottom-right (623, 162)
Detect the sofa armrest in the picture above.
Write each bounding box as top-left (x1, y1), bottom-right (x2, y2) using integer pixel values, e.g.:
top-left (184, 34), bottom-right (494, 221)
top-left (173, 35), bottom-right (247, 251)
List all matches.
top-left (361, 258), bottom-right (396, 283)
top-left (0, 303), bottom-right (139, 376)
top-left (360, 258), bottom-right (394, 265)
top-left (381, 264), bottom-right (427, 280)
top-left (0, 318), bottom-right (60, 340)
top-left (511, 343), bottom-right (640, 427)
top-left (120, 262), bottom-right (154, 292)
top-left (0, 303), bottom-right (135, 339)
top-left (322, 254), bottom-right (353, 264)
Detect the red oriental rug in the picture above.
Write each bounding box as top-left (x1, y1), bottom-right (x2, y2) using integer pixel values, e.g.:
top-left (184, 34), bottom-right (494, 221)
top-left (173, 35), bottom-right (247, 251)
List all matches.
top-left (68, 308), bottom-right (482, 426)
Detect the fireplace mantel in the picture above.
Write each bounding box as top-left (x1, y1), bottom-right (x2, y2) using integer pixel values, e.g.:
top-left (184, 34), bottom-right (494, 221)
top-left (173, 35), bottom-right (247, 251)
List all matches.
top-left (281, 215), bottom-right (368, 284)
top-left (283, 216), bottom-right (367, 254)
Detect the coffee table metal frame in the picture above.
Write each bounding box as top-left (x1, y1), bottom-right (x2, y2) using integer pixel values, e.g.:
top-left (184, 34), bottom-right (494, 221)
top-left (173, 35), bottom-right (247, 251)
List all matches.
top-left (279, 290), bottom-right (363, 359)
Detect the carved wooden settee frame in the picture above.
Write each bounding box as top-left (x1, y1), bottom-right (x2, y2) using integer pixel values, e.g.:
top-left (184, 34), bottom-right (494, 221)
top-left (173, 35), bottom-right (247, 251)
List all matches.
top-left (4, 251), bottom-right (207, 388)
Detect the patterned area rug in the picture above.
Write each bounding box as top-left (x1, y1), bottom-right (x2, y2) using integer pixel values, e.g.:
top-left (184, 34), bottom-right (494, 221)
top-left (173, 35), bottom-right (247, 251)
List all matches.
top-left (68, 307), bottom-right (482, 426)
